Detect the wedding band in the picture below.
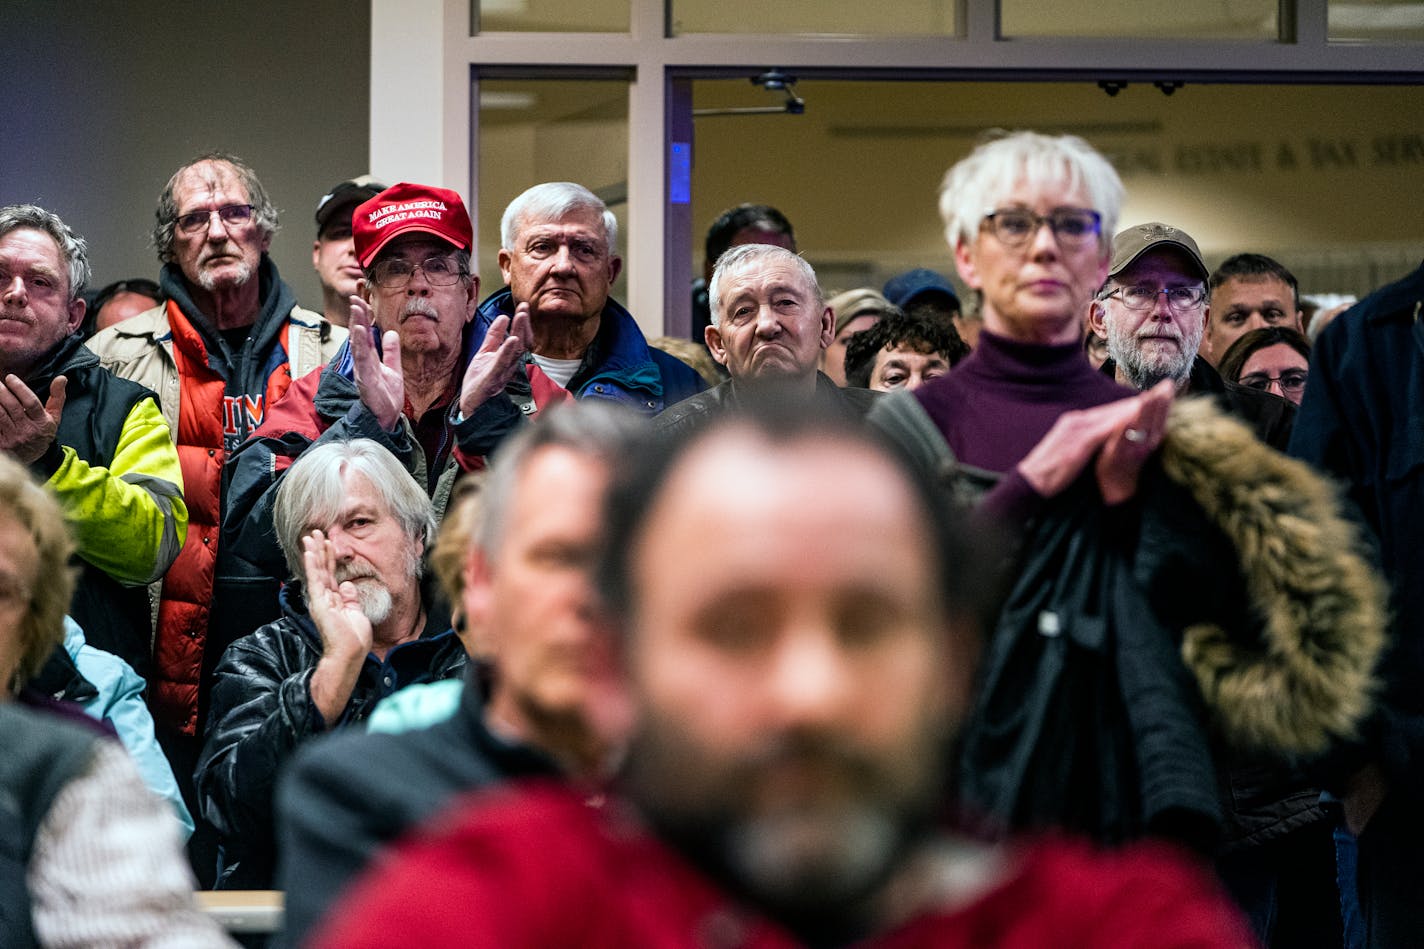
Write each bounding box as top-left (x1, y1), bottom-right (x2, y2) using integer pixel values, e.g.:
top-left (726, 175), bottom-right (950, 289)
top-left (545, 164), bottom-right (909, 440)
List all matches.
top-left (1123, 428), bottom-right (1145, 443)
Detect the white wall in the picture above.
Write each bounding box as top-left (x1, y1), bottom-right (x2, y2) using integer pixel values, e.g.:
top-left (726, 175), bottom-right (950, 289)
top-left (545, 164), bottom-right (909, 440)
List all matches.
top-left (0, 0), bottom-right (369, 309)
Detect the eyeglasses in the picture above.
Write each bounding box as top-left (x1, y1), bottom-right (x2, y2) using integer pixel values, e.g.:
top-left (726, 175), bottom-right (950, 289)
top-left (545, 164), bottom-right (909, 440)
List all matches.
top-left (176, 203), bottom-right (255, 235)
top-left (368, 255), bottom-right (467, 289)
top-left (1103, 285), bottom-right (1208, 313)
top-left (1239, 369), bottom-right (1308, 396)
top-left (981, 208), bottom-right (1102, 248)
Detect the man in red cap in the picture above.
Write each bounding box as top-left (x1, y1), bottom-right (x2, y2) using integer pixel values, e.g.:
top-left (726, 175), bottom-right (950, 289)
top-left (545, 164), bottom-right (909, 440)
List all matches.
top-left (219, 182), bottom-right (529, 654)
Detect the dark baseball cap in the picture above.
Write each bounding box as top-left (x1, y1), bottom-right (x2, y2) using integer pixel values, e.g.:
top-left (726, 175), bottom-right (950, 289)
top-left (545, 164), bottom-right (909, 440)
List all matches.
top-left (315, 176), bottom-right (387, 236)
top-left (883, 268), bottom-right (960, 310)
top-left (1108, 223), bottom-right (1208, 282)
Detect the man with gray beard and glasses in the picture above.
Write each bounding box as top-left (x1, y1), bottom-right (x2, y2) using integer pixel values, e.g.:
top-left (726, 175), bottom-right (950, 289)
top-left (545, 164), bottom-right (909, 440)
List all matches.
top-left (1087, 222), bottom-right (1294, 449)
top-left (197, 439), bottom-right (465, 890)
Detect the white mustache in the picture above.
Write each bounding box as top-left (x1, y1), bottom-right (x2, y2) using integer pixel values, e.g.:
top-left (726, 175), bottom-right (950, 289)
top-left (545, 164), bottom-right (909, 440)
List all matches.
top-left (334, 564), bottom-right (381, 584)
top-left (400, 299), bottom-right (439, 321)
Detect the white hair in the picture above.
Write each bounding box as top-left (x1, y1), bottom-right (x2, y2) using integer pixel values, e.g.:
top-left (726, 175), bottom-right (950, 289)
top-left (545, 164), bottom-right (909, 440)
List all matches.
top-left (708, 244), bottom-right (822, 326)
top-left (938, 130), bottom-right (1123, 252)
top-left (273, 439), bottom-right (435, 580)
top-left (500, 182), bottom-right (618, 253)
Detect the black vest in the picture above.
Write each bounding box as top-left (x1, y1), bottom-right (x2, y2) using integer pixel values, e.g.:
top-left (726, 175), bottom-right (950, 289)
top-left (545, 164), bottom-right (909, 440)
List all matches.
top-left (0, 703), bottom-right (99, 949)
top-left (28, 334), bottom-right (161, 682)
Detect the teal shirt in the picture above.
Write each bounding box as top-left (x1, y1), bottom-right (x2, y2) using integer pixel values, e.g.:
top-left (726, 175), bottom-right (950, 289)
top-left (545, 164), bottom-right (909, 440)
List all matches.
top-left (365, 679), bottom-right (465, 735)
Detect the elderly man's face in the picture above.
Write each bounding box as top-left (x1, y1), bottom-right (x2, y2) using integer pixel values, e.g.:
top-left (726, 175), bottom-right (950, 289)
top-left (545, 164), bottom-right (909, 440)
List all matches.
top-left (0, 509), bottom-right (40, 688)
top-left (706, 259), bottom-right (834, 381)
top-left (169, 160), bottom-right (270, 294)
top-left (0, 227), bottom-right (85, 378)
top-left (362, 235), bottom-right (478, 359)
top-left (1204, 275), bottom-right (1301, 362)
top-left (309, 470), bottom-right (424, 625)
top-left (1092, 247), bottom-right (1208, 390)
top-left (498, 207), bottom-right (620, 325)
top-left (464, 446), bottom-right (615, 740)
top-left (622, 429), bottom-right (965, 912)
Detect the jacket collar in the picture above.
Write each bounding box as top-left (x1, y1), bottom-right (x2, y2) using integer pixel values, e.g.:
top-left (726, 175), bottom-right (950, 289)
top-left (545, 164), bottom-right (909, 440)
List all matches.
top-left (23, 332), bottom-right (97, 393)
top-left (478, 288), bottom-right (663, 397)
top-left (159, 256), bottom-right (298, 380)
top-left (1099, 354), bottom-right (1221, 396)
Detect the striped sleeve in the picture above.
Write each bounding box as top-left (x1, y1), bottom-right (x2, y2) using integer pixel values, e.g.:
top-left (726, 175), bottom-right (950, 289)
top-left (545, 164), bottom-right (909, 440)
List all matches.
top-left (28, 740), bottom-right (236, 947)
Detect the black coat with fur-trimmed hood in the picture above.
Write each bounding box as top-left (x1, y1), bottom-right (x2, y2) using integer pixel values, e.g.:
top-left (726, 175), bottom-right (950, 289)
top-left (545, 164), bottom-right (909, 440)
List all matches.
top-left (873, 392), bottom-right (1386, 850)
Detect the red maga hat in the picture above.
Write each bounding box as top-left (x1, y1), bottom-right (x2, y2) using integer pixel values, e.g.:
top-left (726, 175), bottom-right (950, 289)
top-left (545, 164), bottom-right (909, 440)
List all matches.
top-left (352, 182), bottom-right (473, 268)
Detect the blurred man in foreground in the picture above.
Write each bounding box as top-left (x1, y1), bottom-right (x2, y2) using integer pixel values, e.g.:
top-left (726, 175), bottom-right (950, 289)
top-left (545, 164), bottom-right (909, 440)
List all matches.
top-left (311, 406), bottom-right (1252, 948)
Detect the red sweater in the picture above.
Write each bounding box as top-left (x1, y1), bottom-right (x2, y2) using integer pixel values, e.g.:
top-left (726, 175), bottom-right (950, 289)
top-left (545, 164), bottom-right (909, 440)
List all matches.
top-left (312, 783), bottom-right (1254, 949)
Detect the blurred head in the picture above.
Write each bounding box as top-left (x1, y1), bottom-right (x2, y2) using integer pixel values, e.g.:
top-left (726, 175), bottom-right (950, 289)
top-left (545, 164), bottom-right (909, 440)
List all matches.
top-left (155, 154), bottom-right (277, 294)
top-left (1217, 326), bottom-right (1312, 406)
top-left (940, 131), bottom-right (1120, 343)
top-left (706, 244), bottom-right (832, 382)
top-left (844, 309), bottom-right (969, 392)
top-left (600, 403), bottom-right (982, 929)
top-left (822, 288), bottom-right (895, 386)
top-left (882, 268), bottom-right (960, 320)
top-left (274, 440), bottom-right (434, 624)
top-left (1204, 254), bottom-right (1303, 362)
top-left (0, 454), bottom-right (75, 692)
top-left (703, 204), bottom-right (796, 283)
top-left (1090, 223), bottom-right (1210, 391)
top-left (313, 176), bottom-right (386, 321)
top-left (498, 182), bottom-right (622, 329)
top-left (85, 277), bottom-right (162, 336)
top-left (0, 204), bottom-right (90, 377)
top-left (465, 403), bottom-right (647, 765)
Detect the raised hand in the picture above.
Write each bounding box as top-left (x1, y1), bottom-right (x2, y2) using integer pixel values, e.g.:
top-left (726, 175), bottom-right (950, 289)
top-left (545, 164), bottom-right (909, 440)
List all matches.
top-left (0, 374), bottom-right (66, 465)
top-left (458, 303), bottom-right (534, 417)
top-left (303, 529), bottom-right (373, 722)
top-left (348, 295), bottom-right (404, 431)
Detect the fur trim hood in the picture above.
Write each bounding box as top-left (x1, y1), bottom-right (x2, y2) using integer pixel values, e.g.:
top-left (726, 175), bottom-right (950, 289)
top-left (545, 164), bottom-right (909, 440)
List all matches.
top-left (1161, 397), bottom-right (1387, 757)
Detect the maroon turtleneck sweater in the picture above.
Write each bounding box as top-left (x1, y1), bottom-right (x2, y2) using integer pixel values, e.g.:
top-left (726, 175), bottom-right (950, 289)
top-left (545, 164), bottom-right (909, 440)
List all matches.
top-left (914, 328), bottom-right (1133, 521)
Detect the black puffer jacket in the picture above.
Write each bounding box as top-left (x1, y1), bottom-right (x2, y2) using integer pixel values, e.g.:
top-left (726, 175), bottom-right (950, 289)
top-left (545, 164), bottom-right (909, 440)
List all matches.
top-left (195, 583), bottom-right (465, 889)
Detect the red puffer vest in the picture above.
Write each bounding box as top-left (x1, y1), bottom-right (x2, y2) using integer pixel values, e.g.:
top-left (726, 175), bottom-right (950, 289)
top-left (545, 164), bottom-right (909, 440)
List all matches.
top-left (149, 301), bottom-right (295, 736)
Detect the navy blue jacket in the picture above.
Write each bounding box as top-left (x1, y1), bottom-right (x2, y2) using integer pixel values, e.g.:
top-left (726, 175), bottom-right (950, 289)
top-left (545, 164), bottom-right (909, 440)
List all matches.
top-left (1289, 261), bottom-right (1424, 797)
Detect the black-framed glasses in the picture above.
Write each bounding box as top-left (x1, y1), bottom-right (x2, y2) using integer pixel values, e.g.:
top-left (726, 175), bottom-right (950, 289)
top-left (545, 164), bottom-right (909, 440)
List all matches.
top-left (368, 255), bottom-right (467, 289)
top-left (1239, 369), bottom-right (1308, 396)
top-left (982, 207), bottom-right (1101, 248)
top-left (176, 203), bottom-right (255, 235)
top-left (1103, 285), bottom-right (1208, 313)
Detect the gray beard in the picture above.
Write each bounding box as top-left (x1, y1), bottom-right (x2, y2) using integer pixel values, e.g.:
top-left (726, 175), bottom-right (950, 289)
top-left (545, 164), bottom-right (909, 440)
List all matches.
top-left (1106, 327), bottom-right (1196, 391)
top-left (348, 580), bottom-right (393, 626)
top-left (197, 259), bottom-right (253, 294)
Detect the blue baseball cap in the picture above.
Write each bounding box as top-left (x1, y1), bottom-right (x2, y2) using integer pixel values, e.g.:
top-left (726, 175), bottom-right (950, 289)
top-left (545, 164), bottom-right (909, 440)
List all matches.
top-left (883, 268), bottom-right (960, 310)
